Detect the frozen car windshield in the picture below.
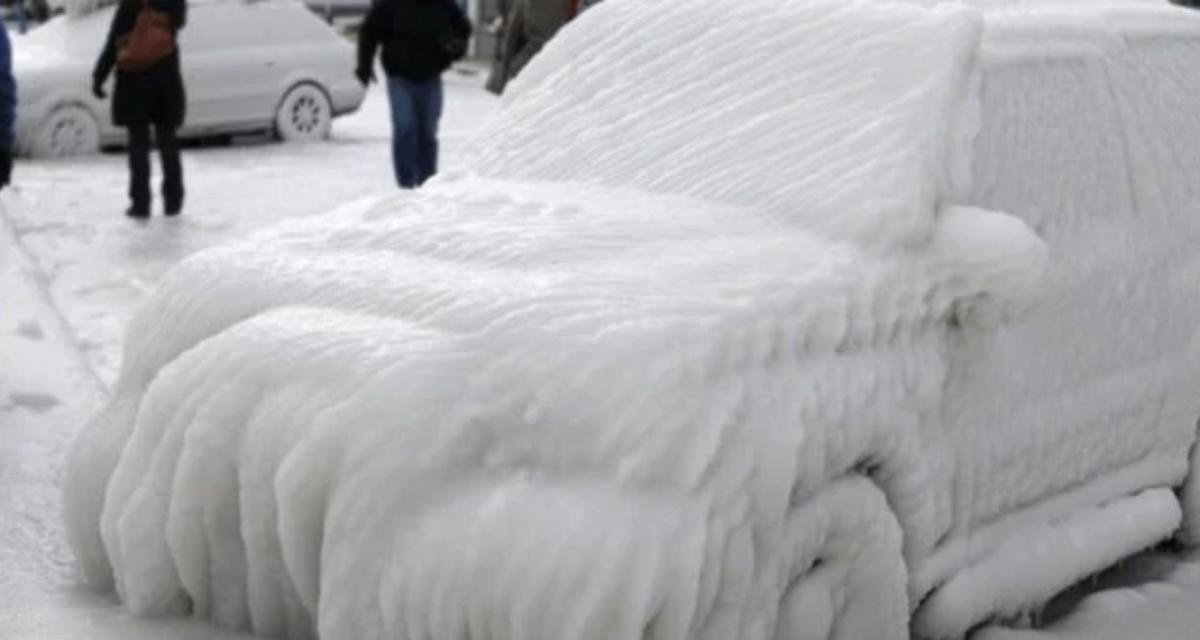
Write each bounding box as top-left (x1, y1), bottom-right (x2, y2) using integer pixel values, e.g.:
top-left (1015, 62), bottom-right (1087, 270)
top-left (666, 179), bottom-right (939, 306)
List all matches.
top-left (12, 8), bottom-right (113, 70)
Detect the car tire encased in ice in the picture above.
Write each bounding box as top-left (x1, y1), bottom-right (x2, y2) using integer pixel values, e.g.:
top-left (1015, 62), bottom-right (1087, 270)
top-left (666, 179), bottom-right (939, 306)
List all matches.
top-left (31, 104), bottom-right (101, 158)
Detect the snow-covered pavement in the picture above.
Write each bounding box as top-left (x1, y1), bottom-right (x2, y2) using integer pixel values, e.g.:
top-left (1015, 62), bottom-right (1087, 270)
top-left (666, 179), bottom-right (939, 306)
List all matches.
top-left (3, 60), bottom-right (1200, 640)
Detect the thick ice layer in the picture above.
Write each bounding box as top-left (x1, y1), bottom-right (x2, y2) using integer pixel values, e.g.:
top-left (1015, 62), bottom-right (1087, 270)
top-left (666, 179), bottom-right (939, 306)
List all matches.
top-left (915, 489), bottom-right (1182, 639)
top-left (941, 0), bottom-right (1200, 540)
top-left (60, 1), bottom-right (1049, 637)
top-left (63, 0), bottom-right (1200, 638)
top-left (65, 178), bottom-right (1043, 639)
top-left (471, 0), bottom-right (982, 248)
top-left (906, 4), bottom-right (1200, 633)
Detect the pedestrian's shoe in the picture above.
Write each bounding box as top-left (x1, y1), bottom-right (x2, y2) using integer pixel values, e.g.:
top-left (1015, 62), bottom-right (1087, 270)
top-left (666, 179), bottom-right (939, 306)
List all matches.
top-left (165, 200), bottom-right (183, 217)
top-left (126, 205), bottom-right (150, 220)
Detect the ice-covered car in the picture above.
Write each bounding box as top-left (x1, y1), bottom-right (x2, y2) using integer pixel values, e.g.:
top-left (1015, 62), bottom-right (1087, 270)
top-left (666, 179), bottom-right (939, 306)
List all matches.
top-left (11, 0), bottom-right (365, 157)
top-left (62, 1), bottom-right (1200, 639)
top-left (302, 0), bottom-right (371, 19)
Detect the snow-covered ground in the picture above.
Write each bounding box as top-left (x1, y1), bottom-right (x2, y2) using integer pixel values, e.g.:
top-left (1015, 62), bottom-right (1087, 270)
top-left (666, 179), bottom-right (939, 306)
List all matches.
top-left (3, 49), bottom-right (1200, 640)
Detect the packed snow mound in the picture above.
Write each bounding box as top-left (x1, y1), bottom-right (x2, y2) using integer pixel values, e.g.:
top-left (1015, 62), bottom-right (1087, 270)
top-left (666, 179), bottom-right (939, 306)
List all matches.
top-left (62, 1), bottom-right (1052, 638)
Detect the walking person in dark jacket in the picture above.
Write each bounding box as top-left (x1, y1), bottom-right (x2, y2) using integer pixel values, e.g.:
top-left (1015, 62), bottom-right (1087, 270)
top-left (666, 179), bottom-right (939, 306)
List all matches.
top-left (93, 0), bottom-right (187, 219)
top-left (0, 22), bottom-right (16, 192)
top-left (357, 0), bottom-right (472, 189)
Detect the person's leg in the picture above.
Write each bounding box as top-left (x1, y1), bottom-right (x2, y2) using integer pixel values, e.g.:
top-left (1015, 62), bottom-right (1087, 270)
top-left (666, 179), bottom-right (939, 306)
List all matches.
top-left (414, 79), bottom-right (444, 185)
top-left (386, 76), bottom-right (420, 189)
top-left (155, 124), bottom-right (184, 215)
top-left (126, 125), bottom-right (152, 217)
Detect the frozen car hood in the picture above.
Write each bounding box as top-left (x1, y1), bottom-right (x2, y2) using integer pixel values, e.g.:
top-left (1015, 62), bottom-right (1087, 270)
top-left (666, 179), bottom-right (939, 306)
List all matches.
top-left (11, 9), bottom-right (113, 76)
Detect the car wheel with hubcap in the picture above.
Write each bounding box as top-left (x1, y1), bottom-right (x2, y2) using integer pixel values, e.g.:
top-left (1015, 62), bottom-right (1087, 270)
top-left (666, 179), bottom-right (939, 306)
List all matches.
top-left (275, 83), bottom-right (332, 142)
top-left (33, 105), bottom-right (101, 158)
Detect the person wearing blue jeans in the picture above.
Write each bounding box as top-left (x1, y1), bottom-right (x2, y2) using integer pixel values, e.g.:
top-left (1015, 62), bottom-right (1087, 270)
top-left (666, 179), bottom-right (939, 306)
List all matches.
top-left (386, 75), bottom-right (443, 188)
top-left (358, 0), bottom-right (472, 189)
top-left (0, 22), bottom-right (15, 192)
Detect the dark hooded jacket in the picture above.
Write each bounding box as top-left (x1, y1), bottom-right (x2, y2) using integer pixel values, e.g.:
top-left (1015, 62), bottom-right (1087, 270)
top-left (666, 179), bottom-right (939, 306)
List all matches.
top-left (93, 0), bottom-right (187, 129)
top-left (359, 0), bottom-right (473, 83)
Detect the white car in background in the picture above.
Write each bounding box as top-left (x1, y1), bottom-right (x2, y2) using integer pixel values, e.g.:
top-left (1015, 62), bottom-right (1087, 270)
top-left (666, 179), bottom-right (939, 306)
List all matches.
top-left (11, 0), bottom-right (366, 157)
top-left (303, 0), bottom-right (371, 20)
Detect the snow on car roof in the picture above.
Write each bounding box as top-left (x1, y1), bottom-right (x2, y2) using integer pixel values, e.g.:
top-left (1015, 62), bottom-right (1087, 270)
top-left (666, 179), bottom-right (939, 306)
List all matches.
top-left (974, 1), bottom-right (1200, 62)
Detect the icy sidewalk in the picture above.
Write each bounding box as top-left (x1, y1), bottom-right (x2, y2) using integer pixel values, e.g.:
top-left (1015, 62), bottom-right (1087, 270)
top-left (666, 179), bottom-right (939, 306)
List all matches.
top-left (0, 201), bottom-right (105, 622)
top-left (2, 206), bottom-right (249, 639)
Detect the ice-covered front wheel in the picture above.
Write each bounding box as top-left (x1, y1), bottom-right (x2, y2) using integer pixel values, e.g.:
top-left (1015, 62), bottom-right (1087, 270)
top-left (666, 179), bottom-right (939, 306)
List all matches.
top-left (32, 105), bottom-right (101, 158)
top-left (275, 83), bottom-right (332, 142)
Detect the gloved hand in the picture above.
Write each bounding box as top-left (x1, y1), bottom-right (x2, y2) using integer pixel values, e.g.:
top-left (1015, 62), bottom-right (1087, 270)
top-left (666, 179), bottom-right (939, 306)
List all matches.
top-left (0, 148), bottom-right (12, 191)
top-left (355, 67), bottom-right (376, 88)
top-left (92, 77), bottom-right (107, 100)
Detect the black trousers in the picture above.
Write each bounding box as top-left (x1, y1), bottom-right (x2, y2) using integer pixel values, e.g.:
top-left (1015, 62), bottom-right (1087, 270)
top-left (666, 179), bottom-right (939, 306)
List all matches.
top-left (127, 124), bottom-right (183, 210)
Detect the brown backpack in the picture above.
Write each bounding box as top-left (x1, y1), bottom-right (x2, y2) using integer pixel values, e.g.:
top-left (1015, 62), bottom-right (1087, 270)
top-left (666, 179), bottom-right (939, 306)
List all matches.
top-left (116, 0), bottom-right (175, 73)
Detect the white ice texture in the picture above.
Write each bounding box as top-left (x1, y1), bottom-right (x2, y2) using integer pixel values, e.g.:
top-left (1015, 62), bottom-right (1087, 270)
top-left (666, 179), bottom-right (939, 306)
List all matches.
top-left (62, 0), bottom-right (1200, 639)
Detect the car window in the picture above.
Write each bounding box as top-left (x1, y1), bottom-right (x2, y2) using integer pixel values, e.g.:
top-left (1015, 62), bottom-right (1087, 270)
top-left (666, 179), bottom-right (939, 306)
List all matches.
top-left (265, 3), bottom-right (342, 46)
top-left (180, 3), bottom-right (274, 52)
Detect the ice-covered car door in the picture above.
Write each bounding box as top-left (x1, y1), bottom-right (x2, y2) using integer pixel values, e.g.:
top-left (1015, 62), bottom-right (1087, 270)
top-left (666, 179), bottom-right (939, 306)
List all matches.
top-left (178, 1), bottom-right (280, 131)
